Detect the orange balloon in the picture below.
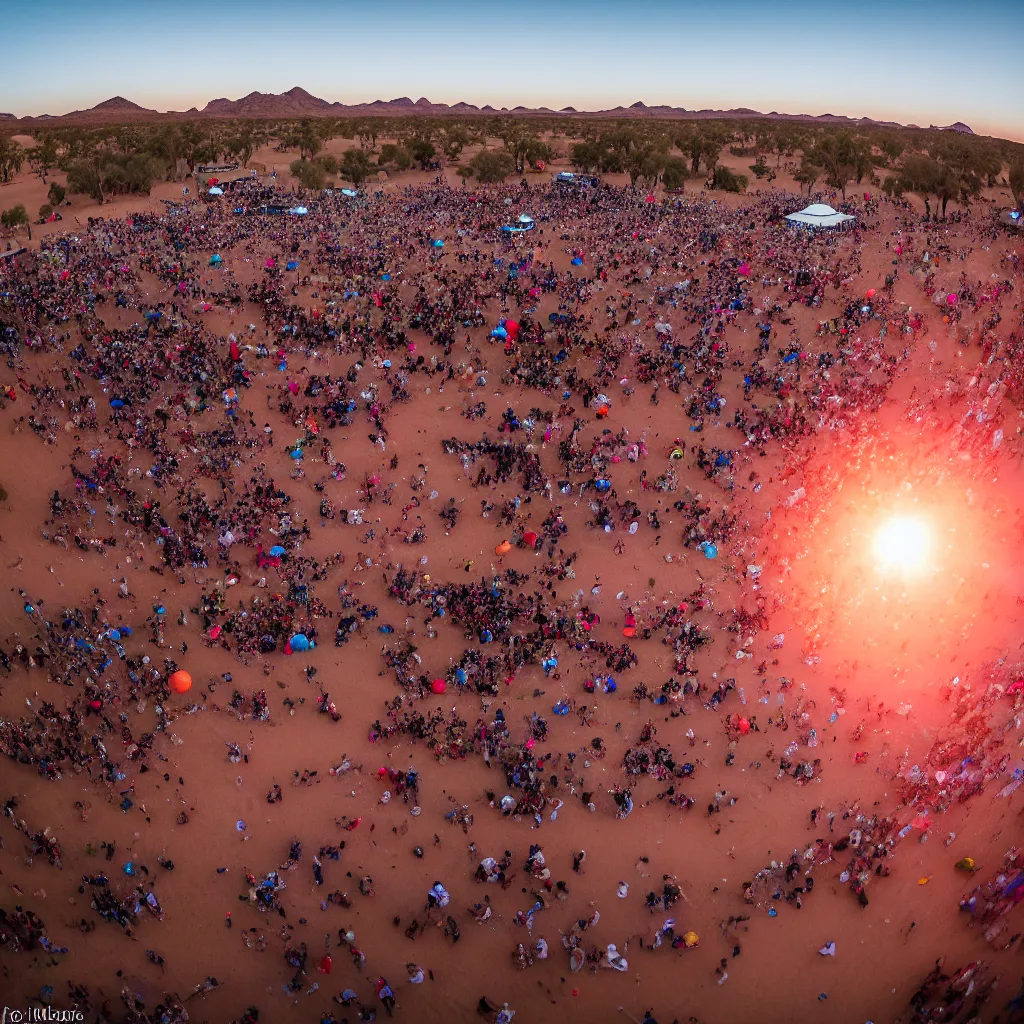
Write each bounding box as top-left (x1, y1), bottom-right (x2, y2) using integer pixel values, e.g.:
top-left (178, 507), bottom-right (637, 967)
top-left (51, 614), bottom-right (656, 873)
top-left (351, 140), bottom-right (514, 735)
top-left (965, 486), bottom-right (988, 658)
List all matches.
top-left (169, 670), bottom-right (192, 694)
top-left (622, 626), bottom-right (636, 638)
top-left (495, 541), bottom-right (512, 555)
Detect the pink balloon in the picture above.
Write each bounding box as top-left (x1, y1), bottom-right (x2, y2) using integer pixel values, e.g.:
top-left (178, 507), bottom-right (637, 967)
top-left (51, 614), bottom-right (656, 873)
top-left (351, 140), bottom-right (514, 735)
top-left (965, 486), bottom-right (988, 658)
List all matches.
top-left (947, 293), bottom-right (958, 304)
top-left (431, 678), bottom-right (446, 694)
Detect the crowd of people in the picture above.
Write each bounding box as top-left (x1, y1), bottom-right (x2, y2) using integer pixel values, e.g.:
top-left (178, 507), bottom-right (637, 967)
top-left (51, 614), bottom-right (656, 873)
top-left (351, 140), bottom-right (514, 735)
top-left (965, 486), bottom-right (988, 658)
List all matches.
top-left (0, 163), bottom-right (1022, 1023)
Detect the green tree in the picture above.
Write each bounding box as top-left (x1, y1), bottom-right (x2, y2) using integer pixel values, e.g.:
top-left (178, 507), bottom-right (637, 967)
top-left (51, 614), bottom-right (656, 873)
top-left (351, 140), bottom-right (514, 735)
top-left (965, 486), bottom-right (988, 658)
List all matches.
top-left (809, 132), bottom-right (858, 198)
top-left (625, 145), bottom-right (666, 188)
top-left (571, 140), bottom-right (604, 174)
top-left (883, 153), bottom-right (940, 219)
top-left (340, 149), bottom-right (374, 188)
top-left (289, 159), bottom-right (326, 190)
top-left (0, 136), bottom-right (25, 183)
top-left (794, 157), bottom-right (823, 194)
top-left (438, 125), bottom-right (470, 162)
top-left (661, 156), bottom-right (689, 191)
top-left (316, 154), bottom-right (339, 175)
top-left (1, 204), bottom-right (31, 240)
top-left (1009, 157), bottom-right (1024, 211)
top-left (47, 182), bottom-right (66, 207)
top-left (38, 203), bottom-right (53, 221)
top-left (27, 138), bottom-right (58, 181)
top-left (712, 167), bottom-right (747, 193)
top-left (65, 158), bottom-right (105, 202)
top-left (468, 150), bottom-right (515, 183)
top-left (378, 143), bottom-right (412, 171)
top-left (408, 137), bottom-right (436, 170)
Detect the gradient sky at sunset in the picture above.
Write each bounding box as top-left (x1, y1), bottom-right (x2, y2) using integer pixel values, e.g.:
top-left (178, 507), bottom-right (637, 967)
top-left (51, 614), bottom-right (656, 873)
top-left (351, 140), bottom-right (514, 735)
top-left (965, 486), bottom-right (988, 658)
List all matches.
top-left (3, 0), bottom-right (1022, 140)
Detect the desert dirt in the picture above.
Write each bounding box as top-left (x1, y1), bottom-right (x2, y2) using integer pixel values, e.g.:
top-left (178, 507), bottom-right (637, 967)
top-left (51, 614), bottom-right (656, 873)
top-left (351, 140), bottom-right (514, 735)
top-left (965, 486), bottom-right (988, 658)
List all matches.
top-left (0, 143), bottom-right (1023, 1024)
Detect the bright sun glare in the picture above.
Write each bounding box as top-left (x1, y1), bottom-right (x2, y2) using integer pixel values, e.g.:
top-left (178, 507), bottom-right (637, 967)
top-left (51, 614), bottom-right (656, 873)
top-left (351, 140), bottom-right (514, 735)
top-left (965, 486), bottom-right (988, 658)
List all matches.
top-left (873, 515), bottom-right (932, 573)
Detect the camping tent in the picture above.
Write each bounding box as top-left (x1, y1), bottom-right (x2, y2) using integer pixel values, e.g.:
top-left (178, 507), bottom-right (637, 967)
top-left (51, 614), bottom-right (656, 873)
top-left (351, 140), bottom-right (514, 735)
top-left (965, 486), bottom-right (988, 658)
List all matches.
top-left (785, 204), bottom-right (855, 230)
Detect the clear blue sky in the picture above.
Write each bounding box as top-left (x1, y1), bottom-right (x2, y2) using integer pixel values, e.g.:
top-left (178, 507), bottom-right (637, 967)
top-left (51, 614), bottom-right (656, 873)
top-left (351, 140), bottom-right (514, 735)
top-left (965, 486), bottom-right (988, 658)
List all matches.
top-left (3, 0), bottom-right (1022, 141)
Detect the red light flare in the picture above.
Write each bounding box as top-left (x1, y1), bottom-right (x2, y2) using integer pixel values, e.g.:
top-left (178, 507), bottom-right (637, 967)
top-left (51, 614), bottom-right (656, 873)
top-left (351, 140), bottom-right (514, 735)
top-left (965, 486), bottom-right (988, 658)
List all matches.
top-left (756, 421), bottom-right (1024, 699)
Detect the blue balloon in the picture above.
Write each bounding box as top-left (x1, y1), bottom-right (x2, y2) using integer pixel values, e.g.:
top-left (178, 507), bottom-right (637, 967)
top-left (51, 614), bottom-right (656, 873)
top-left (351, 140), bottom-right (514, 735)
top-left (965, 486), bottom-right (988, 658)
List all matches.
top-left (110, 398), bottom-right (124, 409)
top-left (382, 273), bottom-right (391, 281)
top-left (571, 257), bottom-right (583, 266)
top-left (290, 633), bottom-right (310, 652)
top-left (109, 629), bottom-right (121, 641)
top-left (703, 543), bottom-right (718, 559)
top-left (290, 448), bottom-right (303, 460)
top-left (492, 327), bottom-right (507, 339)
top-left (269, 545), bottom-right (286, 557)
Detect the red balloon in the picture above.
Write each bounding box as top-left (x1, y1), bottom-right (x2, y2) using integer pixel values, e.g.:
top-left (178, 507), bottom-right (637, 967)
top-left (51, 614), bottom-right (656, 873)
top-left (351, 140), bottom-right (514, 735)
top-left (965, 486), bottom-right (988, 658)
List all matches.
top-left (431, 678), bottom-right (447, 694)
top-left (523, 531), bottom-right (538, 547)
top-left (865, 288), bottom-right (876, 299)
top-left (169, 670), bottom-right (192, 694)
top-left (737, 718), bottom-right (751, 735)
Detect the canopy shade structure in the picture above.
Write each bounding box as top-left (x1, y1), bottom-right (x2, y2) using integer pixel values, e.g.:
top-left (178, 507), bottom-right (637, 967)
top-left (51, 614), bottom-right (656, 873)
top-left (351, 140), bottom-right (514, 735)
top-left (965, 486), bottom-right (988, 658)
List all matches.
top-left (340, 188), bottom-right (359, 197)
top-left (207, 187), bottom-right (224, 196)
top-left (501, 213), bottom-right (536, 234)
top-left (785, 203), bottom-right (855, 230)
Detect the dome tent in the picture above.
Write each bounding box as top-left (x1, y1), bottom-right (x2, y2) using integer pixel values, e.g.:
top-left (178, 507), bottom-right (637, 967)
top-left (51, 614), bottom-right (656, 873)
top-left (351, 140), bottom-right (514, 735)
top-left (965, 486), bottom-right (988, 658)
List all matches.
top-left (785, 203), bottom-right (855, 230)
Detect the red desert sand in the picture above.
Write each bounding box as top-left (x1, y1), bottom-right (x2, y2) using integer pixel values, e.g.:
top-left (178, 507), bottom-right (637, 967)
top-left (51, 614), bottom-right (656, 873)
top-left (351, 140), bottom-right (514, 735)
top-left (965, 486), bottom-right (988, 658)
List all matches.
top-left (0, 158), bottom-right (1023, 1024)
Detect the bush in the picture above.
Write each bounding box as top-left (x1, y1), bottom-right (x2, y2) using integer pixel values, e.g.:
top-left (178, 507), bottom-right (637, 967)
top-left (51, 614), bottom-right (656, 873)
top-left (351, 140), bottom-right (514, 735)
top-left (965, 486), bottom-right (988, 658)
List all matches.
top-left (316, 154), bottom-right (338, 175)
top-left (713, 166), bottom-right (748, 193)
top-left (47, 182), bottom-right (66, 207)
top-left (749, 162), bottom-right (770, 179)
top-left (38, 203), bottom-right (53, 221)
top-left (378, 144), bottom-right (411, 170)
top-left (468, 150), bottom-right (515, 184)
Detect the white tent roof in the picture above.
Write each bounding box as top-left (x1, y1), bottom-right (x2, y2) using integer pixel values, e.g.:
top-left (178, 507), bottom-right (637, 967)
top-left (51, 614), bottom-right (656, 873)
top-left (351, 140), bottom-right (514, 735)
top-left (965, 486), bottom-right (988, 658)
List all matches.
top-left (785, 203), bottom-right (855, 228)
top-left (518, 214), bottom-right (535, 224)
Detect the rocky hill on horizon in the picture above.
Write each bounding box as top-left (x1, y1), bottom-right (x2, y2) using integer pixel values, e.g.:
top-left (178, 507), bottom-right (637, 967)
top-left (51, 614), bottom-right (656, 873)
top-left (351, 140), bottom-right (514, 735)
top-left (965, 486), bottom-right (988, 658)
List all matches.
top-left (3, 87), bottom-right (979, 136)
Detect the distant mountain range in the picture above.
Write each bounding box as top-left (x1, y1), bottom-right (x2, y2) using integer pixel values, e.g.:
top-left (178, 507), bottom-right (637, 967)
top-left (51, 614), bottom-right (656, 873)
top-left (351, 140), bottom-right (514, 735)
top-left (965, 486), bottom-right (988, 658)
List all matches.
top-left (3, 88), bottom-right (975, 135)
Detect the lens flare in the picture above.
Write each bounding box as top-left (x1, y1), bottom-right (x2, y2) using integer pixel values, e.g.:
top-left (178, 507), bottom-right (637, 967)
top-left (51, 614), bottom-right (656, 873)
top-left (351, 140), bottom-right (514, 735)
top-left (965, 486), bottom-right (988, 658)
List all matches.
top-left (873, 515), bottom-right (931, 573)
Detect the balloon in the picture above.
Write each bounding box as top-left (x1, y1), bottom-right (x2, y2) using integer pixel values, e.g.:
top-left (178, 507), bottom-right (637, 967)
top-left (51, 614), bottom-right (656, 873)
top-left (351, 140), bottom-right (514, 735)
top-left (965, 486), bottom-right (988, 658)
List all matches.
top-left (523, 531), bottom-right (538, 547)
top-left (290, 448), bottom-right (303, 460)
top-left (683, 931), bottom-right (700, 948)
top-left (737, 718), bottom-right (751, 735)
top-left (290, 633), bottom-right (310, 652)
top-left (947, 293), bottom-right (958, 305)
top-left (431, 678), bottom-right (447, 694)
top-left (495, 541), bottom-right (512, 555)
top-left (622, 626), bottom-right (636, 638)
top-left (110, 398), bottom-right (124, 409)
top-left (505, 320), bottom-right (520, 337)
top-left (703, 544), bottom-right (718, 559)
top-left (865, 288), bottom-right (876, 299)
top-left (169, 671), bottom-right (192, 694)
top-left (269, 545), bottom-right (286, 557)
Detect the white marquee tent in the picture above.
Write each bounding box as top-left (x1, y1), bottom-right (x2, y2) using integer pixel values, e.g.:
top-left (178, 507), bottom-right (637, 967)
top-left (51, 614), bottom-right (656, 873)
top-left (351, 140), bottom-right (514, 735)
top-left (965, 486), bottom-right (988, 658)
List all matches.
top-left (785, 203), bottom-right (855, 230)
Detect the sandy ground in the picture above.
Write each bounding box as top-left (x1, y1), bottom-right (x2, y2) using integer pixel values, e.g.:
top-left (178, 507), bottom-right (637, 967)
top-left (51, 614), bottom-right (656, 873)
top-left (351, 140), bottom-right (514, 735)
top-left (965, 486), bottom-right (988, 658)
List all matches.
top-left (0, 152), bottom-right (1022, 1024)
